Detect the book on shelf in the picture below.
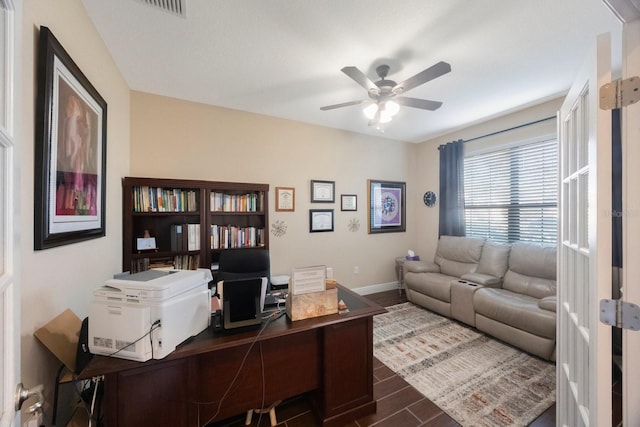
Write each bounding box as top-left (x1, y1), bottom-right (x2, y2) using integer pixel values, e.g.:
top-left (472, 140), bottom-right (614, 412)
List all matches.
top-left (170, 223), bottom-right (200, 252)
top-left (132, 186), bottom-right (198, 213)
top-left (210, 192), bottom-right (262, 212)
top-left (170, 224), bottom-right (183, 252)
top-left (173, 254), bottom-right (199, 270)
top-left (210, 224), bottom-right (264, 249)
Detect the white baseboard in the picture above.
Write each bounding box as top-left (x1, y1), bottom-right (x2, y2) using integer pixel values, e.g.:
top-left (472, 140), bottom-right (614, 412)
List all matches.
top-left (353, 281), bottom-right (399, 295)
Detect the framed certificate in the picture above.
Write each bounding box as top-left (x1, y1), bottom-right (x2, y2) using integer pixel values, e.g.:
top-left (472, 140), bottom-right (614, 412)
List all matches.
top-left (309, 209), bottom-right (334, 232)
top-left (275, 186), bottom-right (295, 212)
top-left (341, 194), bottom-right (357, 211)
top-left (310, 180), bottom-right (335, 203)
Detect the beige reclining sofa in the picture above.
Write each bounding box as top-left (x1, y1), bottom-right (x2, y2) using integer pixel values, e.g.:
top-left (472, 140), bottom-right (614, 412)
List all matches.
top-left (403, 235), bottom-right (557, 361)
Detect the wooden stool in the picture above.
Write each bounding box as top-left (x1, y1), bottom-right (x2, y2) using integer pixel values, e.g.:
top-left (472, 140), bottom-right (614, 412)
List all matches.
top-left (245, 401), bottom-right (281, 426)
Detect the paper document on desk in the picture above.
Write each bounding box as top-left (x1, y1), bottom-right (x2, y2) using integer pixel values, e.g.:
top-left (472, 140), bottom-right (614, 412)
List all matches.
top-left (290, 265), bottom-right (326, 295)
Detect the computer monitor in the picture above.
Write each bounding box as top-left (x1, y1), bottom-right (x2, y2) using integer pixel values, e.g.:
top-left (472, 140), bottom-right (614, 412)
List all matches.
top-left (218, 277), bottom-right (267, 330)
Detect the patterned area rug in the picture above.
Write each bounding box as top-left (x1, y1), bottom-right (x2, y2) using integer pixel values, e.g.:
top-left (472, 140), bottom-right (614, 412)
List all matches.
top-left (373, 302), bottom-right (556, 427)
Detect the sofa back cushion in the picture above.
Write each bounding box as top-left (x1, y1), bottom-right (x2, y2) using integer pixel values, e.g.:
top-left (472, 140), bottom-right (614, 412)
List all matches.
top-left (434, 236), bottom-right (485, 277)
top-left (503, 242), bottom-right (557, 298)
top-left (477, 242), bottom-right (511, 280)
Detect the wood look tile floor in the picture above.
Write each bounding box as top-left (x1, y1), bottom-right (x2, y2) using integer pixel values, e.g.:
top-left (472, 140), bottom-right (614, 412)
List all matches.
top-left (212, 289), bottom-right (560, 427)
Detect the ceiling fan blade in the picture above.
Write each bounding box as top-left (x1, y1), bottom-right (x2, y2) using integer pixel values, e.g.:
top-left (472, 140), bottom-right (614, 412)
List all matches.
top-left (394, 61), bottom-right (451, 94)
top-left (320, 99), bottom-right (367, 111)
top-left (341, 66), bottom-right (380, 94)
top-left (395, 97), bottom-right (443, 111)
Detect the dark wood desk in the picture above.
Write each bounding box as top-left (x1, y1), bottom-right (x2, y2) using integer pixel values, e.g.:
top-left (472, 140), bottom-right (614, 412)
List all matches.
top-left (80, 285), bottom-right (385, 427)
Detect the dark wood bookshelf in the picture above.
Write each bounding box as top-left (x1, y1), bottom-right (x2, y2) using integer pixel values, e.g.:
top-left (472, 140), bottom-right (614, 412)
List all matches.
top-left (122, 177), bottom-right (269, 273)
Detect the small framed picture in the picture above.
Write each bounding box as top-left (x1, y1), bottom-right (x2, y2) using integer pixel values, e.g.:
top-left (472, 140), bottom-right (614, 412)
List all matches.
top-left (275, 186), bottom-right (295, 212)
top-left (310, 180), bottom-right (335, 203)
top-left (309, 209), bottom-right (334, 232)
top-left (136, 237), bottom-right (157, 251)
top-left (341, 194), bottom-right (357, 211)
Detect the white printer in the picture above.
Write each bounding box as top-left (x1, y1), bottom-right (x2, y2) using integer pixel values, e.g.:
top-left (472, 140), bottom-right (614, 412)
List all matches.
top-left (89, 269), bottom-right (212, 362)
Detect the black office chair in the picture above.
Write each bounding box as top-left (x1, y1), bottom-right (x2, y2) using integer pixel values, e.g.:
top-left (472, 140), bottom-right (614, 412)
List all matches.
top-left (216, 248), bottom-right (270, 285)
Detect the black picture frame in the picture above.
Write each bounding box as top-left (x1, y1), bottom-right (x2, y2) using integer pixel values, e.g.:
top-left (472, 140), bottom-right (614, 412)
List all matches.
top-left (341, 194), bottom-right (357, 211)
top-left (309, 209), bottom-right (334, 232)
top-left (34, 27), bottom-right (108, 250)
top-left (367, 180), bottom-right (406, 234)
top-left (310, 180), bottom-right (335, 203)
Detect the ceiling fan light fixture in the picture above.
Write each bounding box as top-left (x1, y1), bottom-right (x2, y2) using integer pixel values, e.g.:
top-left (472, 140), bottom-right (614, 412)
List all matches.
top-left (363, 103), bottom-right (378, 119)
top-left (363, 100), bottom-right (400, 122)
top-left (384, 100), bottom-right (400, 116)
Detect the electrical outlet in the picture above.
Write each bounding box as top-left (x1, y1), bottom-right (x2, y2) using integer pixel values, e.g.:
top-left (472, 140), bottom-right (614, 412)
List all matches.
top-left (354, 266), bottom-right (359, 274)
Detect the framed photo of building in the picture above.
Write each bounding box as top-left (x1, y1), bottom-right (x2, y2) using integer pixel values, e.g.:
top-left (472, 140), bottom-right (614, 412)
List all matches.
top-left (34, 27), bottom-right (107, 249)
top-left (367, 180), bottom-right (405, 233)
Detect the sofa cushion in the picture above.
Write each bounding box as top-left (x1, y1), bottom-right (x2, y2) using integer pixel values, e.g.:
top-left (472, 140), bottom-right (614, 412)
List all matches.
top-left (474, 288), bottom-right (556, 339)
top-left (404, 272), bottom-right (456, 302)
top-left (476, 241), bottom-right (511, 279)
top-left (539, 296), bottom-right (557, 312)
top-left (404, 260), bottom-right (440, 274)
top-left (503, 270), bottom-right (556, 299)
top-left (460, 272), bottom-right (501, 286)
top-left (503, 242), bottom-right (557, 298)
top-left (434, 236), bottom-right (485, 277)
top-left (507, 242), bottom-right (556, 279)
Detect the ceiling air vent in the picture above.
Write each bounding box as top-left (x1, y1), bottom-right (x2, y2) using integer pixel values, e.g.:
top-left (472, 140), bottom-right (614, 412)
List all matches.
top-left (134, 0), bottom-right (186, 18)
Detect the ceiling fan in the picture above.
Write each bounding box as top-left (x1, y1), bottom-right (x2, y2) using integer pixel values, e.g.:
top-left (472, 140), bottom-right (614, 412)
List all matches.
top-left (320, 61), bottom-right (451, 127)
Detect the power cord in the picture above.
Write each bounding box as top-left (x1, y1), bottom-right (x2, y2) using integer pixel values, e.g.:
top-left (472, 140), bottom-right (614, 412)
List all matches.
top-left (104, 320), bottom-right (161, 358)
top-left (88, 376), bottom-right (103, 427)
top-left (198, 312), bottom-right (279, 426)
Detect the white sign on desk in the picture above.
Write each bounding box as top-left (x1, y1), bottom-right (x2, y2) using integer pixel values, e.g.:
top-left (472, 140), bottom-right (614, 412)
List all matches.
top-left (291, 265), bottom-right (326, 295)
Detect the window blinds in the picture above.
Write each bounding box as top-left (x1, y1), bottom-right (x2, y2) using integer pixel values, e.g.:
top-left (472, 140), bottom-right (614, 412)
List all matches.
top-left (464, 139), bottom-right (558, 244)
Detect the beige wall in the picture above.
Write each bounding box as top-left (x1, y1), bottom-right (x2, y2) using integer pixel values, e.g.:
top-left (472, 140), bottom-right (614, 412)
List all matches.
top-left (131, 92), bottom-right (421, 290)
top-left (414, 97), bottom-right (563, 259)
top-left (21, 0), bottom-right (130, 413)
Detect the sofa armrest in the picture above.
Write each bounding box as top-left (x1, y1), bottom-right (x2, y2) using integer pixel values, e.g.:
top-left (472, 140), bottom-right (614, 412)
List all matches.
top-left (538, 296), bottom-right (557, 312)
top-left (404, 260), bottom-right (440, 274)
top-left (460, 272), bottom-right (501, 287)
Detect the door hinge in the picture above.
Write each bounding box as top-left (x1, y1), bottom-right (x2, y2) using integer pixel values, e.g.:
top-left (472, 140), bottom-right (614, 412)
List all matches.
top-left (600, 299), bottom-right (640, 330)
top-left (600, 76), bottom-right (640, 110)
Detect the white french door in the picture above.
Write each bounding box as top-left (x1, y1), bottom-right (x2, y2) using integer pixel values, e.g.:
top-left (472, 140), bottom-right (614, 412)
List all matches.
top-left (557, 33), bottom-right (612, 427)
top-left (0, 2), bottom-right (19, 427)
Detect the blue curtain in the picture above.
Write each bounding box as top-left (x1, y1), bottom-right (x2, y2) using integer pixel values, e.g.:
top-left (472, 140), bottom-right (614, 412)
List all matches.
top-left (438, 140), bottom-right (465, 236)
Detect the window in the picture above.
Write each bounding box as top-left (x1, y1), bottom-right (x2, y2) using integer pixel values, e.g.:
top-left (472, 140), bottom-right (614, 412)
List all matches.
top-left (464, 138), bottom-right (558, 244)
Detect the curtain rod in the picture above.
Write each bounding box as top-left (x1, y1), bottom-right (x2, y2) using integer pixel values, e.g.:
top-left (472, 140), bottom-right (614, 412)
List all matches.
top-left (463, 115), bottom-right (556, 144)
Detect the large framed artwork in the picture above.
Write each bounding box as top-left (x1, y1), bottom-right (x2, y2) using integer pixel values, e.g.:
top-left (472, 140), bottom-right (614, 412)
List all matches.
top-left (34, 27), bottom-right (107, 250)
top-left (367, 180), bottom-right (406, 233)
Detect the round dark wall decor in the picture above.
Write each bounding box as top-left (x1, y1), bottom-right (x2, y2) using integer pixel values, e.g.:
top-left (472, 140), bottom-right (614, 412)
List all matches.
top-left (423, 191), bottom-right (437, 207)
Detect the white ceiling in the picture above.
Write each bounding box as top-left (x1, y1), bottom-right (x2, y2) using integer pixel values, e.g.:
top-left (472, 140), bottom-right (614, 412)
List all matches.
top-left (80, 0), bottom-right (622, 143)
